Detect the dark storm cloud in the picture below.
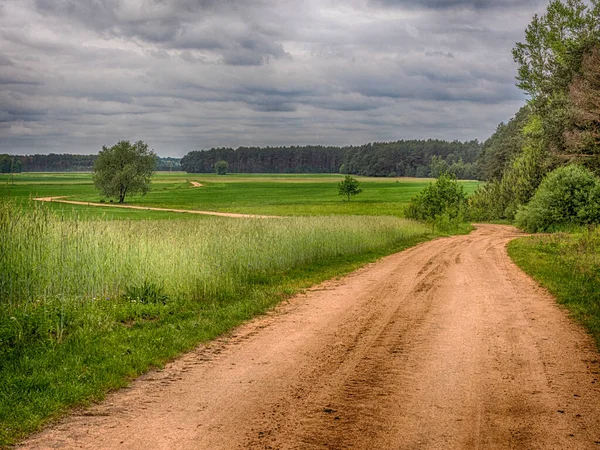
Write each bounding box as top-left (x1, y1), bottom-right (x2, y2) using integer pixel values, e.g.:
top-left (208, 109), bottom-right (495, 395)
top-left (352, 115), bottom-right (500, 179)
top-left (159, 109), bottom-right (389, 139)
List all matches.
top-left (0, 0), bottom-right (549, 154)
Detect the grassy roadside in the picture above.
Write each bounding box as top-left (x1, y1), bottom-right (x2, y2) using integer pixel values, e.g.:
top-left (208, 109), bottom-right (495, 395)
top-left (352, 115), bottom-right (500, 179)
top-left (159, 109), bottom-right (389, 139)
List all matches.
top-left (0, 200), bottom-right (467, 447)
top-left (507, 229), bottom-right (600, 347)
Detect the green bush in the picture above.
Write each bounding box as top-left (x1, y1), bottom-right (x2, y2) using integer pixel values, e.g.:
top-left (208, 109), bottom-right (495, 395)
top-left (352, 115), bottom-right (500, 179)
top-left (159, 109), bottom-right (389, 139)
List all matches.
top-left (515, 164), bottom-right (600, 232)
top-left (405, 174), bottom-right (466, 226)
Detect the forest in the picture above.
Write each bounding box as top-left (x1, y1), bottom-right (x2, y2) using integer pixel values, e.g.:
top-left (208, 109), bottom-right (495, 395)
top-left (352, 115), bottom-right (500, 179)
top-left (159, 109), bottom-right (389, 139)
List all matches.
top-left (0, 154), bottom-right (181, 173)
top-left (180, 140), bottom-right (481, 179)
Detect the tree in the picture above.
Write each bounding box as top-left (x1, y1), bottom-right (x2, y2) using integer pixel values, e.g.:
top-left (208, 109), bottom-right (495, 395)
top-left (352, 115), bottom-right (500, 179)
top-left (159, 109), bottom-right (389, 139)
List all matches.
top-left (338, 175), bottom-right (362, 201)
top-left (93, 140), bottom-right (157, 203)
top-left (565, 45), bottom-right (600, 170)
top-left (405, 174), bottom-right (466, 222)
top-left (0, 155), bottom-right (21, 173)
top-left (214, 160), bottom-right (229, 175)
top-left (429, 155), bottom-right (449, 178)
top-left (512, 0), bottom-right (600, 153)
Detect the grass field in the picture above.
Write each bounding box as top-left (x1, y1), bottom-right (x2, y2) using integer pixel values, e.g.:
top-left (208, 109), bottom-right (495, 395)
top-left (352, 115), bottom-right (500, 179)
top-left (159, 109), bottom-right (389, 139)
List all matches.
top-left (0, 172), bottom-right (479, 218)
top-left (0, 172), bottom-right (476, 446)
top-left (508, 229), bottom-right (600, 348)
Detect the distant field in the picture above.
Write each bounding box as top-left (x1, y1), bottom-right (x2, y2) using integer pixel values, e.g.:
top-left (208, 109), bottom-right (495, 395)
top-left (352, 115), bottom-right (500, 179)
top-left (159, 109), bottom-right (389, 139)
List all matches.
top-left (0, 172), bottom-right (479, 218)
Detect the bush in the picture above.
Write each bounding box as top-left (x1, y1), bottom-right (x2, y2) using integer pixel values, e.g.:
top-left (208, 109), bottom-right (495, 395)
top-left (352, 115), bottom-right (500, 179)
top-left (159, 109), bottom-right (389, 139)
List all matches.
top-left (214, 160), bottom-right (229, 175)
top-left (515, 164), bottom-right (600, 232)
top-left (405, 174), bottom-right (466, 224)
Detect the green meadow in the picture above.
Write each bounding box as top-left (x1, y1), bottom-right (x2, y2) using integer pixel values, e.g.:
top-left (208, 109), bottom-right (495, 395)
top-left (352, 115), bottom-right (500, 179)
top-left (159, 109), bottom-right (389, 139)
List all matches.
top-left (0, 172), bottom-right (477, 446)
top-left (0, 172), bottom-right (479, 218)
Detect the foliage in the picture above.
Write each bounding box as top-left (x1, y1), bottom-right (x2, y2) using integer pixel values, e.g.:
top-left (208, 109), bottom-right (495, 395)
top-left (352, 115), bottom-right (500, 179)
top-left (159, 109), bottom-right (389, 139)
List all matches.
top-left (405, 174), bottom-right (466, 226)
top-left (93, 141), bottom-right (157, 203)
top-left (513, 0), bottom-right (600, 154)
top-left (515, 164), bottom-right (600, 232)
top-left (477, 105), bottom-right (531, 181)
top-left (429, 155), bottom-right (449, 178)
top-left (181, 140), bottom-right (482, 178)
top-left (467, 113), bottom-right (553, 221)
top-left (338, 175), bottom-right (362, 201)
top-left (565, 45), bottom-right (600, 170)
top-left (0, 155), bottom-right (22, 174)
top-left (3, 154), bottom-right (179, 172)
top-left (214, 160), bottom-right (229, 175)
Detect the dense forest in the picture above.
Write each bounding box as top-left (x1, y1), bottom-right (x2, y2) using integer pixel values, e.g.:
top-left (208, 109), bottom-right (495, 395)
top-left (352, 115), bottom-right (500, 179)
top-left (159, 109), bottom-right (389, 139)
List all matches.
top-left (0, 154), bottom-right (181, 173)
top-left (181, 140), bottom-right (482, 179)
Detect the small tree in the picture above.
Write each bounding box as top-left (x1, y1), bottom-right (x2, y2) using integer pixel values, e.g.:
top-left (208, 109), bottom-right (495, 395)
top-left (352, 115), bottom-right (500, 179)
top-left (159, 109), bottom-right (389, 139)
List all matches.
top-left (338, 175), bottom-right (362, 201)
top-left (215, 160), bottom-right (229, 175)
top-left (93, 140), bottom-right (157, 203)
top-left (405, 173), bottom-right (466, 222)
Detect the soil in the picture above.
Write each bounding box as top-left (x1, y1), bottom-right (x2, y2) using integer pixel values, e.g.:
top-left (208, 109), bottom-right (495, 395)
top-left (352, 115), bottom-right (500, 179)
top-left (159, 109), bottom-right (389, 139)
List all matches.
top-left (33, 197), bottom-right (279, 219)
top-left (19, 224), bottom-right (600, 449)
top-left (189, 181), bottom-right (203, 187)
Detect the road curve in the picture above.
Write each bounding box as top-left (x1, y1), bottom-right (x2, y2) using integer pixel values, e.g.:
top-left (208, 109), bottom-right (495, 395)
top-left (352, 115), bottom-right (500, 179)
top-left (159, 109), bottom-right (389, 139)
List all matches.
top-left (20, 224), bottom-right (600, 449)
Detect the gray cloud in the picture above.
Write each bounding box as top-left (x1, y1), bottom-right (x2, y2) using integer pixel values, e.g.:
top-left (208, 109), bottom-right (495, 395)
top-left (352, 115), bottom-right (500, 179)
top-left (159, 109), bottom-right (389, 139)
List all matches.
top-left (0, 0), bottom-right (549, 155)
top-left (373, 0), bottom-right (546, 10)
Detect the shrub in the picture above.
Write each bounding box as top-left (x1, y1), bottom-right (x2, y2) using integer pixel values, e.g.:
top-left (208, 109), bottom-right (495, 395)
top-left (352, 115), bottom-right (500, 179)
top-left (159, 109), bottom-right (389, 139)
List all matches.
top-left (515, 164), bottom-right (599, 232)
top-left (405, 174), bottom-right (466, 223)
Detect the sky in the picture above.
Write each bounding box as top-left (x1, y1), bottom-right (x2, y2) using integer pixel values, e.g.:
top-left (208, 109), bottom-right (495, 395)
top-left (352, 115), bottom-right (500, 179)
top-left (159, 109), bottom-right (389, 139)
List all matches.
top-left (0, 0), bottom-right (549, 157)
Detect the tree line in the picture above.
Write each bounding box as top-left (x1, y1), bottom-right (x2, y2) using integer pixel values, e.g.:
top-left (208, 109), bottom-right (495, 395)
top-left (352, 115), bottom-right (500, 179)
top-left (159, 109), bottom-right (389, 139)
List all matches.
top-left (0, 154), bottom-right (180, 173)
top-left (181, 140), bottom-right (482, 179)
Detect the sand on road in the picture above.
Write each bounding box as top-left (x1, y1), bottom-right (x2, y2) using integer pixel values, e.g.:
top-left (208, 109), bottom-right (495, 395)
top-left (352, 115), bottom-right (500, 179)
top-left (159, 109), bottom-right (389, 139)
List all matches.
top-left (20, 224), bottom-right (600, 449)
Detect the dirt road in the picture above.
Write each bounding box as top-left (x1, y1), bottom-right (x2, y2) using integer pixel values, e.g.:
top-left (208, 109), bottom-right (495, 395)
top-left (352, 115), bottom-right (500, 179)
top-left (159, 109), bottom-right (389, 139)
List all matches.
top-left (33, 197), bottom-right (279, 219)
top-left (20, 225), bottom-right (600, 449)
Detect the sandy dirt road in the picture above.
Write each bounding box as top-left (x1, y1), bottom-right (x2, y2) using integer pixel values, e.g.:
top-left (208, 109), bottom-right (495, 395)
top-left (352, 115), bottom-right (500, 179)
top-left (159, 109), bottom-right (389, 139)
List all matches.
top-left (33, 197), bottom-right (278, 219)
top-left (20, 224), bottom-right (600, 449)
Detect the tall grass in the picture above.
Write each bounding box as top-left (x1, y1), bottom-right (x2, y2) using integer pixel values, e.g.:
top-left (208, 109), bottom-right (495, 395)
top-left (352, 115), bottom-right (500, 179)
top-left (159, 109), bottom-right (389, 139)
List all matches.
top-left (0, 199), bottom-right (434, 445)
top-left (1, 200), bottom-right (427, 307)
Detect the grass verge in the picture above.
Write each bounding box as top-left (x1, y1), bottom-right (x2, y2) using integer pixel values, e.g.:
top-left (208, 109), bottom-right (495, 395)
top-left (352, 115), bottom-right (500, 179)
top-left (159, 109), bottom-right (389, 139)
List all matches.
top-left (0, 200), bottom-right (459, 446)
top-left (508, 228), bottom-right (600, 348)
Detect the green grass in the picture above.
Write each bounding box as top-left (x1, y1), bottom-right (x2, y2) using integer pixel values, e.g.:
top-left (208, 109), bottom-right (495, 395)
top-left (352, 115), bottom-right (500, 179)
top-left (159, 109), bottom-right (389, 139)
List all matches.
top-left (508, 228), bottom-right (600, 347)
top-left (0, 172), bottom-right (479, 219)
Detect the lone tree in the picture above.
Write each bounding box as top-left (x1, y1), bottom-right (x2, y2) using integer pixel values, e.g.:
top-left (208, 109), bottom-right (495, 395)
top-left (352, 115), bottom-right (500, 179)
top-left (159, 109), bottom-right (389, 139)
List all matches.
top-left (93, 140), bottom-right (157, 203)
top-left (338, 175), bottom-right (362, 201)
top-left (215, 160), bottom-right (229, 175)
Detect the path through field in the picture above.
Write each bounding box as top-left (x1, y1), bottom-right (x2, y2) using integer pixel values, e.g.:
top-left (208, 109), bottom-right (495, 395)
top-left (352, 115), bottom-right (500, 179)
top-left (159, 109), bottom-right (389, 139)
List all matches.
top-left (33, 196), bottom-right (278, 218)
top-left (20, 225), bottom-right (600, 449)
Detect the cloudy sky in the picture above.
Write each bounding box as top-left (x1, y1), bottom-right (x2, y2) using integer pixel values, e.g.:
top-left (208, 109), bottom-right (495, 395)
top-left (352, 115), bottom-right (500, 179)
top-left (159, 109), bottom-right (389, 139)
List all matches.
top-left (0, 0), bottom-right (548, 156)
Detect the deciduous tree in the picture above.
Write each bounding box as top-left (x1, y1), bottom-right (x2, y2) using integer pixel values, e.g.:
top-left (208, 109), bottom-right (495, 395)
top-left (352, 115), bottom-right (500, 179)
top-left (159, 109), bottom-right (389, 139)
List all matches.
top-left (338, 175), bottom-right (362, 201)
top-left (93, 140), bottom-right (157, 203)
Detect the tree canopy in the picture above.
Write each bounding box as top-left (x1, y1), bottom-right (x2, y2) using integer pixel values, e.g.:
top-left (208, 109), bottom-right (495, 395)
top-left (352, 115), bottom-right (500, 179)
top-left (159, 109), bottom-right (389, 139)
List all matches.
top-left (215, 160), bottom-right (229, 175)
top-left (93, 140), bottom-right (157, 203)
top-left (338, 175), bottom-right (362, 201)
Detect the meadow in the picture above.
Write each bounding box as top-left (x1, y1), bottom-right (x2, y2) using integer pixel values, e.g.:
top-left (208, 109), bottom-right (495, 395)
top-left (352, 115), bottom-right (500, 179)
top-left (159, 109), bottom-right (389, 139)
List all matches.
top-left (0, 172), bottom-right (480, 446)
top-left (0, 172), bottom-right (480, 218)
